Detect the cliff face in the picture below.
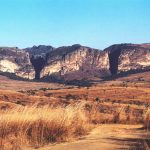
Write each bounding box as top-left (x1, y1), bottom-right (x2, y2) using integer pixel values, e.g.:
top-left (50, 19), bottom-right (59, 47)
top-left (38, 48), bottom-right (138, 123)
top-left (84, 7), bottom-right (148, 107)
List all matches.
top-left (105, 44), bottom-right (150, 75)
top-left (0, 47), bottom-right (35, 79)
top-left (24, 45), bottom-right (55, 79)
top-left (40, 45), bottom-right (111, 80)
top-left (0, 43), bottom-right (150, 81)
top-left (118, 47), bottom-right (150, 72)
top-left (25, 45), bottom-right (54, 57)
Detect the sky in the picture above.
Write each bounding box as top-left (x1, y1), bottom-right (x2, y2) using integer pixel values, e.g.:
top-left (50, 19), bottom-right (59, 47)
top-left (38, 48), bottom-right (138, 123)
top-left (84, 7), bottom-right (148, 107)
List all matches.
top-left (0, 0), bottom-right (150, 49)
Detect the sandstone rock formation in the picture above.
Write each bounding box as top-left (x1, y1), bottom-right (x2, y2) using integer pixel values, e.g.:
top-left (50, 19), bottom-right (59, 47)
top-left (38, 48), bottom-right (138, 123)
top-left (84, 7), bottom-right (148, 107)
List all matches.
top-left (40, 44), bottom-right (111, 80)
top-left (105, 44), bottom-right (150, 75)
top-left (25, 45), bottom-right (54, 57)
top-left (0, 47), bottom-right (35, 79)
top-left (0, 43), bottom-right (150, 81)
top-left (25, 45), bottom-right (55, 79)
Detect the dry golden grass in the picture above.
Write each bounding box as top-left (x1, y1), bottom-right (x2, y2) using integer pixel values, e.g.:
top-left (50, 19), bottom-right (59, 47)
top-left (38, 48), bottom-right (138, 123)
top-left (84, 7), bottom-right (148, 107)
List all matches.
top-left (0, 75), bottom-right (70, 91)
top-left (32, 84), bottom-right (150, 105)
top-left (84, 102), bottom-right (144, 124)
top-left (144, 109), bottom-right (150, 129)
top-left (0, 100), bottom-right (148, 150)
top-left (0, 102), bottom-right (90, 150)
top-left (0, 75), bottom-right (149, 149)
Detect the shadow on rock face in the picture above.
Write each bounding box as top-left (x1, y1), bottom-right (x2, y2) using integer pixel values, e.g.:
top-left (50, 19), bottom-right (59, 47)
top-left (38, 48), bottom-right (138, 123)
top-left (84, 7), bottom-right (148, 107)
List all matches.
top-left (31, 56), bottom-right (46, 80)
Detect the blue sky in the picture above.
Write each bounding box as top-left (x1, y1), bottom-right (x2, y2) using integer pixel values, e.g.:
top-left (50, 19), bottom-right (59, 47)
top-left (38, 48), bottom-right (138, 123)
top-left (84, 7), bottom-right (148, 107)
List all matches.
top-left (0, 0), bottom-right (149, 49)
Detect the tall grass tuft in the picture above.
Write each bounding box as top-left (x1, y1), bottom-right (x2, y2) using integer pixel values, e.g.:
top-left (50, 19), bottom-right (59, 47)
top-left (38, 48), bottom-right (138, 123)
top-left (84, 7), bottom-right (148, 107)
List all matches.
top-left (144, 109), bottom-right (150, 129)
top-left (0, 102), bottom-right (90, 149)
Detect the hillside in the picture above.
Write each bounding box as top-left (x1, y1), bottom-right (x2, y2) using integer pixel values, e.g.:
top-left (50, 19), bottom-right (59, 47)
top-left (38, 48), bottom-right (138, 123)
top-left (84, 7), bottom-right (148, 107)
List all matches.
top-left (0, 43), bottom-right (149, 82)
top-left (0, 70), bottom-right (149, 149)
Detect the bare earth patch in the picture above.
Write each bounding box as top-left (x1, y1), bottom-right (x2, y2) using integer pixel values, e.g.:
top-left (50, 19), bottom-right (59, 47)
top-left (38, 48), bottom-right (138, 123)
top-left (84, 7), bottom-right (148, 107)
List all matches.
top-left (29, 124), bottom-right (150, 150)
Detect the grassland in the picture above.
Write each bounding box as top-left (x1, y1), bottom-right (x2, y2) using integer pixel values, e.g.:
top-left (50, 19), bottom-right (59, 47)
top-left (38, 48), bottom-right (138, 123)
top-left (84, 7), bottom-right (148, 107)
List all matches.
top-left (0, 72), bottom-right (149, 149)
top-left (0, 103), bottom-right (91, 150)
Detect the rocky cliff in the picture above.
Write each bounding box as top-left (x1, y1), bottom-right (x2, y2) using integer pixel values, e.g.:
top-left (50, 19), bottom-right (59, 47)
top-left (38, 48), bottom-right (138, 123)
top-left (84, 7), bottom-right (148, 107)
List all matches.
top-left (40, 44), bottom-right (110, 80)
top-left (0, 47), bottom-right (35, 79)
top-left (25, 45), bottom-right (54, 57)
top-left (24, 45), bottom-right (55, 79)
top-left (105, 44), bottom-right (150, 75)
top-left (0, 43), bottom-right (150, 81)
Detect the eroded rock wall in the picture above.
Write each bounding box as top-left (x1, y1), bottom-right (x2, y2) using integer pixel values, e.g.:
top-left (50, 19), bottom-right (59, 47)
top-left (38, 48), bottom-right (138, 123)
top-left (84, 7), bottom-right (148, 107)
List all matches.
top-left (40, 45), bottom-right (111, 80)
top-left (0, 44), bottom-right (150, 81)
top-left (0, 47), bottom-right (35, 79)
top-left (105, 44), bottom-right (150, 75)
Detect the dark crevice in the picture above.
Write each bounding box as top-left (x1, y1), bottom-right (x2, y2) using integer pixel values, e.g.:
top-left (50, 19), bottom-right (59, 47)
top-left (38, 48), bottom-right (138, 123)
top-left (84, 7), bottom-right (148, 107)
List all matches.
top-left (30, 56), bottom-right (46, 79)
top-left (108, 49), bottom-right (121, 75)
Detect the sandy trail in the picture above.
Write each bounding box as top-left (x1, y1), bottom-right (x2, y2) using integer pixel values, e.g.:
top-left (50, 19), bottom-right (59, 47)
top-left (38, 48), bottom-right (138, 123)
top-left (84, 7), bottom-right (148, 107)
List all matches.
top-left (28, 124), bottom-right (150, 150)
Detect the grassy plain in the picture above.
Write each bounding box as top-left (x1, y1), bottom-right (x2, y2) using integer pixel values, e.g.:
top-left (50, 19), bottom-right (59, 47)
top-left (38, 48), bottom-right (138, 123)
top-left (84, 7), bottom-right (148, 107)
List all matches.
top-left (0, 72), bottom-right (149, 149)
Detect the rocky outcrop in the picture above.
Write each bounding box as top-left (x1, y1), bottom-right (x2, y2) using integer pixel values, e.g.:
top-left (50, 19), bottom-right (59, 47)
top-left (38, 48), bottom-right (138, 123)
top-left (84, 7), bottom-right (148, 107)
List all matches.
top-left (0, 47), bottom-right (35, 79)
top-left (40, 45), bottom-right (111, 80)
top-left (25, 45), bottom-right (54, 57)
top-left (0, 43), bottom-right (150, 81)
top-left (24, 45), bottom-right (54, 79)
top-left (105, 44), bottom-right (150, 75)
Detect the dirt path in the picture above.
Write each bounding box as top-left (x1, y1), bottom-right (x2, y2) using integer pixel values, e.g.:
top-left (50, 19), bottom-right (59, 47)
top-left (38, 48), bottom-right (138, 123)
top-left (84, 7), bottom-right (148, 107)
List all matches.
top-left (28, 124), bottom-right (150, 150)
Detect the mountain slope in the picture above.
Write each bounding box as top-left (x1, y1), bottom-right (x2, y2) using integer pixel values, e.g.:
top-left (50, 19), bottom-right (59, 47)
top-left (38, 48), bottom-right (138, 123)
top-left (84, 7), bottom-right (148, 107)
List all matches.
top-left (40, 44), bottom-right (111, 80)
top-left (105, 44), bottom-right (150, 75)
top-left (0, 43), bottom-right (149, 82)
top-left (0, 47), bottom-right (35, 79)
